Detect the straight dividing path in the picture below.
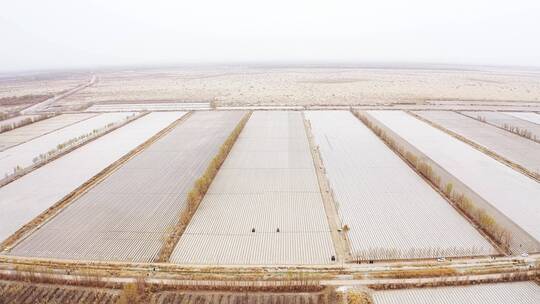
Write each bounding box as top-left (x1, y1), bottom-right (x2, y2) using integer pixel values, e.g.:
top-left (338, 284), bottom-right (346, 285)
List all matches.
top-left (302, 112), bottom-right (352, 263)
top-left (20, 75), bottom-right (98, 114)
top-left (0, 253), bottom-right (538, 294)
top-left (460, 111), bottom-right (540, 144)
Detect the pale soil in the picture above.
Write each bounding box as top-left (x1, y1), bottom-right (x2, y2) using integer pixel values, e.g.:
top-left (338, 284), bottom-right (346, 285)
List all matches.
top-left (51, 66), bottom-right (540, 108)
top-left (0, 73), bottom-right (89, 99)
top-left (0, 73), bottom-right (90, 114)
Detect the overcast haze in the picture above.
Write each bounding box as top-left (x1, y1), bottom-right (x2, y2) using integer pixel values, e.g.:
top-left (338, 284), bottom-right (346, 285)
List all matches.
top-left (1, 0), bottom-right (540, 72)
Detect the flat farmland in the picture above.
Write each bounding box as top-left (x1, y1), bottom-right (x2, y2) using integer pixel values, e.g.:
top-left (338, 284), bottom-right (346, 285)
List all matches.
top-left (371, 281), bottom-right (540, 304)
top-left (368, 110), bottom-right (540, 251)
top-left (504, 111), bottom-right (540, 125)
top-left (0, 280), bottom-right (119, 304)
top-left (461, 111), bottom-right (540, 141)
top-left (412, 111), bottom-right (540, 175)
top-left (305, 111), bottom-right (496, 260)
top-left (0, 113), bottom-right (96, 151)
top-left (151, 291), bottom-right (331, 304)
top-left (170, 111), bottom-right (336, 265)
top-left (0, 112), bottom-right (136, 177)
top-left (0, 112), bottom-right (185, 242)
top-left (86, 102), bottom-right (211, 112)
top-left (9, 111), bottom-right (245, 262)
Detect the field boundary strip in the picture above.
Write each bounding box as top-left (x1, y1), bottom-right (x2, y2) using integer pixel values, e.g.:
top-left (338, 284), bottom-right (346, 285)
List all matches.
top-left (0, 113), bottom-right (100, 153)
top-left (0, 112), bottom-right (148, 188)
top-left (0, 113), bottom-right (55, 135)
top-left (302, 112), bottom-right (352, 263)
top-left (0, 112), bottom-right (193, 252)
top-left (0, 253), bottom-right (538, 290)
top-left (156, 111), bottom-right (252, 263)
top-left (406, 111), bottom-right (540, 182)
top-left (459, 111), bottom-right (540, 144)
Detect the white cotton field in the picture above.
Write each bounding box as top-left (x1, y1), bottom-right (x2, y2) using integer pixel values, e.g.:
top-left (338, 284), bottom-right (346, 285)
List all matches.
top-left (412, 110), bottom-right (540, 175)
top-left (0, 112), bottom-right (186, 242)
top-left (372, 281), bottom-right (540, 304)
top-left (170, 111), bottom-right (336, 265)
top-left (0, 112), bottom-right (137, 177)
top-left (369, 110), bottom-right (540, 249)
top-left (9, 111), bottom-right (244, 262)
top-left (305, 111), bottom-right (496, 260)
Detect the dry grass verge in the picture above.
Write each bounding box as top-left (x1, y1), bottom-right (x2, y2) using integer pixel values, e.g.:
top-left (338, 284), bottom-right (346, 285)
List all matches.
top-left (347, 291), bottom-right (373, 304)
top-left (1, 268), bottom-right (326, 304)
top-left (0, 280), bottom-right (119, 304)
top-left (370, 267), bottom-right (457, 279)
top-left (157, 111), bottom-right (252, 262)
top-left (353, 111), bottom-right (511, 254)
top-left (0, 113), bottom-right (55, 133)
top-left (466, 113), bottom-right (539, 144)
top-left (0, 94), bottom-right (53, 107)
top-left (368, 270), bottom-right (539, 290)
top-left (501, 123), bottom-right (538, 142)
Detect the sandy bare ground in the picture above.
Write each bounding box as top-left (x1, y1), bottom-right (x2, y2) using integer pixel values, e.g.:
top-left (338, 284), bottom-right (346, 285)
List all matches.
top-left (0, 72), bottom-right (91, 114)
top-left (1, 66), bottom-right (539, 113)
top-left (47, 66), bottom-right (540, 108)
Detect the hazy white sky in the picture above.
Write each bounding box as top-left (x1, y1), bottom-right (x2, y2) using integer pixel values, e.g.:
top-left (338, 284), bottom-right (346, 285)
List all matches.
top-left (1, 0), bottom-right (540, 72)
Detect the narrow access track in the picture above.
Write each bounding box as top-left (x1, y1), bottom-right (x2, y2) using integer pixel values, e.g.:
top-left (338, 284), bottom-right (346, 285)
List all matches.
top-left (302, 112), bottom-right (352, 263)
top-left (0, 253), bottom-right (537, 290)
top-left (21, 75), bottom-right (98, 114)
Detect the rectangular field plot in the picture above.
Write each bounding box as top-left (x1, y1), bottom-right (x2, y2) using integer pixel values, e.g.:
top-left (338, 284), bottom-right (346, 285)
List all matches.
top-left (9, 111), bottom-right (245, 262)
top-left (372, 281), bottom-right (540, 304)
top-left (461, 111), bottom-right (540, 142)
top-left (171, 111), bottom-right (336, 265)
top-left (504, 111), bottom-right (540, 125)
top-left (0, 113), bottom-right (96, 151)
top-left (0, 112), bottom-right (136, 177)
top-left (412, 111), bottom-right (540, 175)
top-left (86, 102), bottom-right (211, 112)
top-left (305, 111), bottom-right (495, 260)
top-left (368, 111), bottom-right (540, 249)
top-left (0, 112), bottom-right (186, 243)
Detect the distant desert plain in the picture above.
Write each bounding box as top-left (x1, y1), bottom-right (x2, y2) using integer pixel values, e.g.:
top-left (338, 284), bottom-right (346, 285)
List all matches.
top-left (1, 65), bottom-right (540, 114)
